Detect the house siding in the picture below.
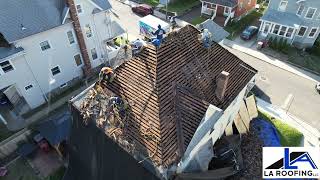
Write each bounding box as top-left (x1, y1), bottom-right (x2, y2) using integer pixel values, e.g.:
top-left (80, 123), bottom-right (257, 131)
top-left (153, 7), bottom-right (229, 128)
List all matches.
top-left (259, 0), bottom-right (320, 48)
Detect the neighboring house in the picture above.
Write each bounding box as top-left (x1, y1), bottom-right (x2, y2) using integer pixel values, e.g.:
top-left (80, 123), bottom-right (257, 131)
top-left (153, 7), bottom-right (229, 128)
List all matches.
top-left (65, 25), bottom-right (257, 180)
top-left (258, 0), bottom-right (320, 49)
top-left (200, 0), bottom-right (257, 26)
top-left (0, 0), bottom-right (125, 126)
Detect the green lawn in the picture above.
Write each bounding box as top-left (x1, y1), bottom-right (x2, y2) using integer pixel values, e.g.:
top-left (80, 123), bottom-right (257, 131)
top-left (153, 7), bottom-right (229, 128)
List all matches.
top-left (287, 50), bottom-right (320, 74)
top-left (191, 16), bottom-right (208, 25)
top-left (44, 166), bottom-right (66, 180)
top-left (3, 158), bottom-right (40, 180)
top-left (259, 111), bottom-right (303, 147)
top-left (142, 0), bottom-right (159, 6)
top-left (163, 0), bottom-right (201, 15)
top-left (0, 123), bottom-right (16, 142)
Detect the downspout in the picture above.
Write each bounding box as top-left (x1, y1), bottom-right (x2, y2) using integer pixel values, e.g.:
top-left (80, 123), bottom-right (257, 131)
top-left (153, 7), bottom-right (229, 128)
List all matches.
top-left (22, 54), bottom-right (48, 102)
top-left (66, 0), bottom-right (92, 77)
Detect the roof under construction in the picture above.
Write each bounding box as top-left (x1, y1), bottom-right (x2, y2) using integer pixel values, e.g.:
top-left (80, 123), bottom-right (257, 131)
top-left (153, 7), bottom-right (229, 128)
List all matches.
top-left (74, 25), bottom-right (257, 168)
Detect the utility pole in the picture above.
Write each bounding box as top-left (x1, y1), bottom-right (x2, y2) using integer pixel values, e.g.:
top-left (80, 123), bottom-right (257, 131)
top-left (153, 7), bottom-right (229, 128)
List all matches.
top-left (166, 0), bottom-right (168, 20)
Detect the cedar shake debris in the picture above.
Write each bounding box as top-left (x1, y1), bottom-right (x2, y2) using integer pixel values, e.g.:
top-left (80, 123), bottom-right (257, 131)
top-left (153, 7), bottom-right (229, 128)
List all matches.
top-left (76, 25), bottom-right (257, 168)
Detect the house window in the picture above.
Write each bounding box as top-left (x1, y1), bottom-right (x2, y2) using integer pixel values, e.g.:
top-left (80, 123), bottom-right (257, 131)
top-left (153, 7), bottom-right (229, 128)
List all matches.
top-left (296, 4), bottom-right (304, 16)
top-left (85, 24), bottom-right (92, 38)
top-left (278, 0), bottom-right (288, 12)
top-left (67, 31), bottom-right (75, 44)
top-left (273, 24), bottom-right (280, 34)
top-left (51, 66), bottom-right (61, 76)
top-left (305, 8), bottom-right (317, 19)
top-left (286, 27), bottom-right (294, 38)
top-left (91, 48), bottom-right (98, 60)
top-left (76, 4), bottom-right (83, 14)
top-left (40, 41), bottom-right (51, 51)
top-left (25, 85), bottom-right (33, 91)
top-left (0, 61), bottom-right (14, 73)
top-left (308, 27), bottom-right (318, 38)
top-left (279, 26), bottom-right (287, 36)
top-left (298, 26), bottom-right (307, 36)
top-left (74, 54), bottom-right (82, 66)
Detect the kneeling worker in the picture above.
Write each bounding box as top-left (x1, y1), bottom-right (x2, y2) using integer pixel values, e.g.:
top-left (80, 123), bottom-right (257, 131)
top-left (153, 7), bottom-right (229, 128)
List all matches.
top-left (131, 38), bottom-right (146, 55)
top-left (99, 67), bottom-right (115, 83)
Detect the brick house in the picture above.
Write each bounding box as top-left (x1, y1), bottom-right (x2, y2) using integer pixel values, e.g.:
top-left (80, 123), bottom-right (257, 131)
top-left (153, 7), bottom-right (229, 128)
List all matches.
top-left (200, 0), bottom-right (257, 26)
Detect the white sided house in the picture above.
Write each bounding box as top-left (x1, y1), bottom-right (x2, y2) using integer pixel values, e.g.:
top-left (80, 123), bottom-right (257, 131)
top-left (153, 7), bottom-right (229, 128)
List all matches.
top-left (0, 0), bottom-right (125, 129)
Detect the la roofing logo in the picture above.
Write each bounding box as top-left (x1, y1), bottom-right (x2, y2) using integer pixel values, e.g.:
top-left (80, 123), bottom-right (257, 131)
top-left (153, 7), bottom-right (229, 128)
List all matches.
top-left (263, 147), bottom-right (320, 179)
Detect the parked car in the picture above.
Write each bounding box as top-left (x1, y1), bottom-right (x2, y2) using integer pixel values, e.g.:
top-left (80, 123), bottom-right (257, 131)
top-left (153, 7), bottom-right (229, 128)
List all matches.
top-left (316, 82), bottom-right (320, 94)
top-left (241, 26), bottom-right (258, 40)
top-left (132, 4), bottom-right (153, 16)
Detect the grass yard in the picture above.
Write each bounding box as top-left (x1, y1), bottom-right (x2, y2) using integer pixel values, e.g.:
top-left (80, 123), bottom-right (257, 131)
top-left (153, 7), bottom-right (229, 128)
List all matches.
top-left (0, 123), bottom-right (16, 142)
top-left (142, 0), bottom-right (159, 7)
top-left (259, 111), bottom-right (303, 147)
top-left (44, 166), bottom-right (66, 180)
top-left (225, 10), bottom-right (263, 39)
top-left (163, 0), bottom-right (201, 15)
top-left (2, 157), bottom-right (40, 180)
top-left (191, 16), bottom-right (208, 25)
top-left (288, 51), bottom-right (320, 74)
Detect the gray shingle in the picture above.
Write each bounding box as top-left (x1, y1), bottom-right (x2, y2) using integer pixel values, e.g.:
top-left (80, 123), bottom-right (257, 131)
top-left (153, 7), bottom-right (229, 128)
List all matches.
top-left (202, 0), bottom-right (238, 7)
top-left (261, 9), bottom-right (302, 27)
top-left (92, 0), bottom-right (112, 10)
top-left (0, 46), bottom-right (24, 62)
top-left (0, 0), bottom-right (66, 42)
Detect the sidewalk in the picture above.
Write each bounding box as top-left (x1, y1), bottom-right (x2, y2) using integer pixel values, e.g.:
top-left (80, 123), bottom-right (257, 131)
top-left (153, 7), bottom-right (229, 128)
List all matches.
top-left (256, 97), bottom-right (320, 147)
top-left (222, 39), bottom-right (320, 83)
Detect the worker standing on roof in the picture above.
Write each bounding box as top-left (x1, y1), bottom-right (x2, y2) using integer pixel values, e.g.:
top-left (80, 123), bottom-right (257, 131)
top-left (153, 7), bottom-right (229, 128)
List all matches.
top-left (199, 29), bottom-right (212, 48)
top-left (152, 25), bottom-right (166, 43)
top-left (131, 38), bottom-right (146, 55)
top-left (99, 67), bottom-right (115, 83)
top-left (169, 16), bottom-right (177, 31)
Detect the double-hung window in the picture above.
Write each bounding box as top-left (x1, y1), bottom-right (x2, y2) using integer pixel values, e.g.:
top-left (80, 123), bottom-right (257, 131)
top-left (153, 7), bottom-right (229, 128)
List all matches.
top-left (278, 0), bottom-right (288, 12)
top-left (279, 26), bottom-right (287, 36)
top-left (298, 26), bottom-right (307, 36)
top-left (51, 66), bottom-right (61, 76)
top-left (273, 25), bottom-right (280, 34)
top-left (296, 4), bottom-right (304, 16)
top-left (308, 27), bottom-right (318, 38)
top-left (74, 54), bottom-right (82, 66)
top-left (305, 8), bottom-right (317, 19)
top-left (40, 41), bottom-right (51, 51)
top-left (85, 24), bottom-right (93, 38)
top-left (67, 31), bottom-right (75, 44)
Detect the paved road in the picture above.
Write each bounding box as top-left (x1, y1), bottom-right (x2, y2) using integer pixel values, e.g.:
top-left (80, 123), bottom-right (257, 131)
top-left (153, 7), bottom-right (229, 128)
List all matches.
top-left (228, 47), bottom-right (320, 130)
top-left (109, 0), bottom-right (320, 130)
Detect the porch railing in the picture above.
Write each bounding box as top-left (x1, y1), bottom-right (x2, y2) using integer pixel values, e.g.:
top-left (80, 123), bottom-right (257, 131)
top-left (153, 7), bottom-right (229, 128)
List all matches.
top-left (201, 7), bottom-right (214, 16)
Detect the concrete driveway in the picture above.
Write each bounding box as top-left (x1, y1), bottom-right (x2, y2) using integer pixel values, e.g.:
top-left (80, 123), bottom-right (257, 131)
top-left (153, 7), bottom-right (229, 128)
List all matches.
top-left (233, 36), bottom-right (258, 48)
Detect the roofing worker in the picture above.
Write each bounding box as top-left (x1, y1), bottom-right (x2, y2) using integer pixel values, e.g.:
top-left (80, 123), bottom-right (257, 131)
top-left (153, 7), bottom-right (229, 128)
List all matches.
top-left (199, 29), bottom-right (212, 48)
top-left (99, 67), bottom-right (114, 83)
top-left (152, 25), bottom-right (166, 42)
top-left (131, 38), bottom-right (146, 55)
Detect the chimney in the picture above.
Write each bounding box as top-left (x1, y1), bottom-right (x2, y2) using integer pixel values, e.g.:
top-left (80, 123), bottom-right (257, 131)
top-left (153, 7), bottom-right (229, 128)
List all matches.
top-left (66, 0), bottom-right (92, 77)
top-left (215, 71), bottom-right (229, 101)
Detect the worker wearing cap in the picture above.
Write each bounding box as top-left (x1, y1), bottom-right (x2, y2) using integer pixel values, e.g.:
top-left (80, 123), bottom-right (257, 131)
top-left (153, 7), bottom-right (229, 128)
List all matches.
top-left (200, 29), bottom-right (212, 48)
top-left (152, 25), bottom-right (166, 43)
top-left (99, 67), bottom-right (114, 83)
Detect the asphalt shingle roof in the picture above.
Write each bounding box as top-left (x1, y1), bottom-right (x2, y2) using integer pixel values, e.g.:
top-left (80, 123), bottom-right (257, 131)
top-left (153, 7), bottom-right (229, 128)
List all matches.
top-left (0, 0), bottom-right (112, 43)
top-left (202, 0), bottom-right (238, 7)
top-left (0, 46), bottom-right (24, 62)
top-left (261, 9), bottom-right (302, 27)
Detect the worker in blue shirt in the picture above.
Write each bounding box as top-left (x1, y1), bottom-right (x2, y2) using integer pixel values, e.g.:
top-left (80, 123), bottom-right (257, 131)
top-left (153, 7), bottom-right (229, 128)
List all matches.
top-left (152, 25), bottom-right (166, 42)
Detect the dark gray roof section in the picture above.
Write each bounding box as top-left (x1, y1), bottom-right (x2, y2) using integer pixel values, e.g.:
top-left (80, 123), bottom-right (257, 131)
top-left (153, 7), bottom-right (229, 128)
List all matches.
top-left (199, 20), bottom-right (230, 42)
top-left (92, 0), bottom-right (112, 10)
top-left (0, 46), bottom-right (24, 61)
top-left (202, 0), bottom-right (237, 7)
top-left (0, 0), bottom-right (66, 42)
top-left (261, 9), bottom-right (302, 27)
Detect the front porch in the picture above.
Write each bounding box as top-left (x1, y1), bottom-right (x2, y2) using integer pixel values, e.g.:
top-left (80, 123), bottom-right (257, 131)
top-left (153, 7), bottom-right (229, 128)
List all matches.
top-left (201, 1), bottom-right (235, 27)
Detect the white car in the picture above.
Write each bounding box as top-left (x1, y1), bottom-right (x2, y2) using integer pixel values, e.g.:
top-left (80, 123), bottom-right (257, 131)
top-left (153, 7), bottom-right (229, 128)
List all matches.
top-left (316, 82), bottom-right (320, 94)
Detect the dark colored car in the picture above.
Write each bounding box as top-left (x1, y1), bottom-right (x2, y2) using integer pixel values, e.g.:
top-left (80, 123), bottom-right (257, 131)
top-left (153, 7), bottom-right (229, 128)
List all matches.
top-left (241, 26), bottom-right (258, 40)
top-left (316, 83), bottom-right (320, 94)
top-left (132, 4), bottom-right (153, 16)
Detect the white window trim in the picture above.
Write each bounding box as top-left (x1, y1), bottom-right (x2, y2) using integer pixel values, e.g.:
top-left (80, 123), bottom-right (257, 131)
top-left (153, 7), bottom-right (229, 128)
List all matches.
top-left (74, 53), bottom-right (83, 66)
top-left (308, 27), bottom-right (319, 38)
top-left (76, 4), bottom-right (83, 15)
top-left (297, 26), bottom-right (308, 37)
top-left (66, 30), bottom-right (77, 45)
top-left (84, 24), bottom-right (93, 38)
top-left (39, 40), bottom-right (51, 51)
top-left (296, 4), bottom-right (304, 16)
top-left (51, 65), bottom-right (61, 76)
top-left (267, 21), bottom-right (295, 39)
top-left (0, 60), bottom-right (15, 74)
top-left (305, 7), bottom-right (317, 19)
top-left (278, 0), bottom-right (288, 12)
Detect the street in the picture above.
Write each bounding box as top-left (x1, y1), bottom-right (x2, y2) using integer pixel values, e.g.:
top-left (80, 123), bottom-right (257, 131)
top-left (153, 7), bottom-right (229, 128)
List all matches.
top-left (109, 0), bottom-right (320, 130)
top-left (229, 48), bottom-right (320, 130)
